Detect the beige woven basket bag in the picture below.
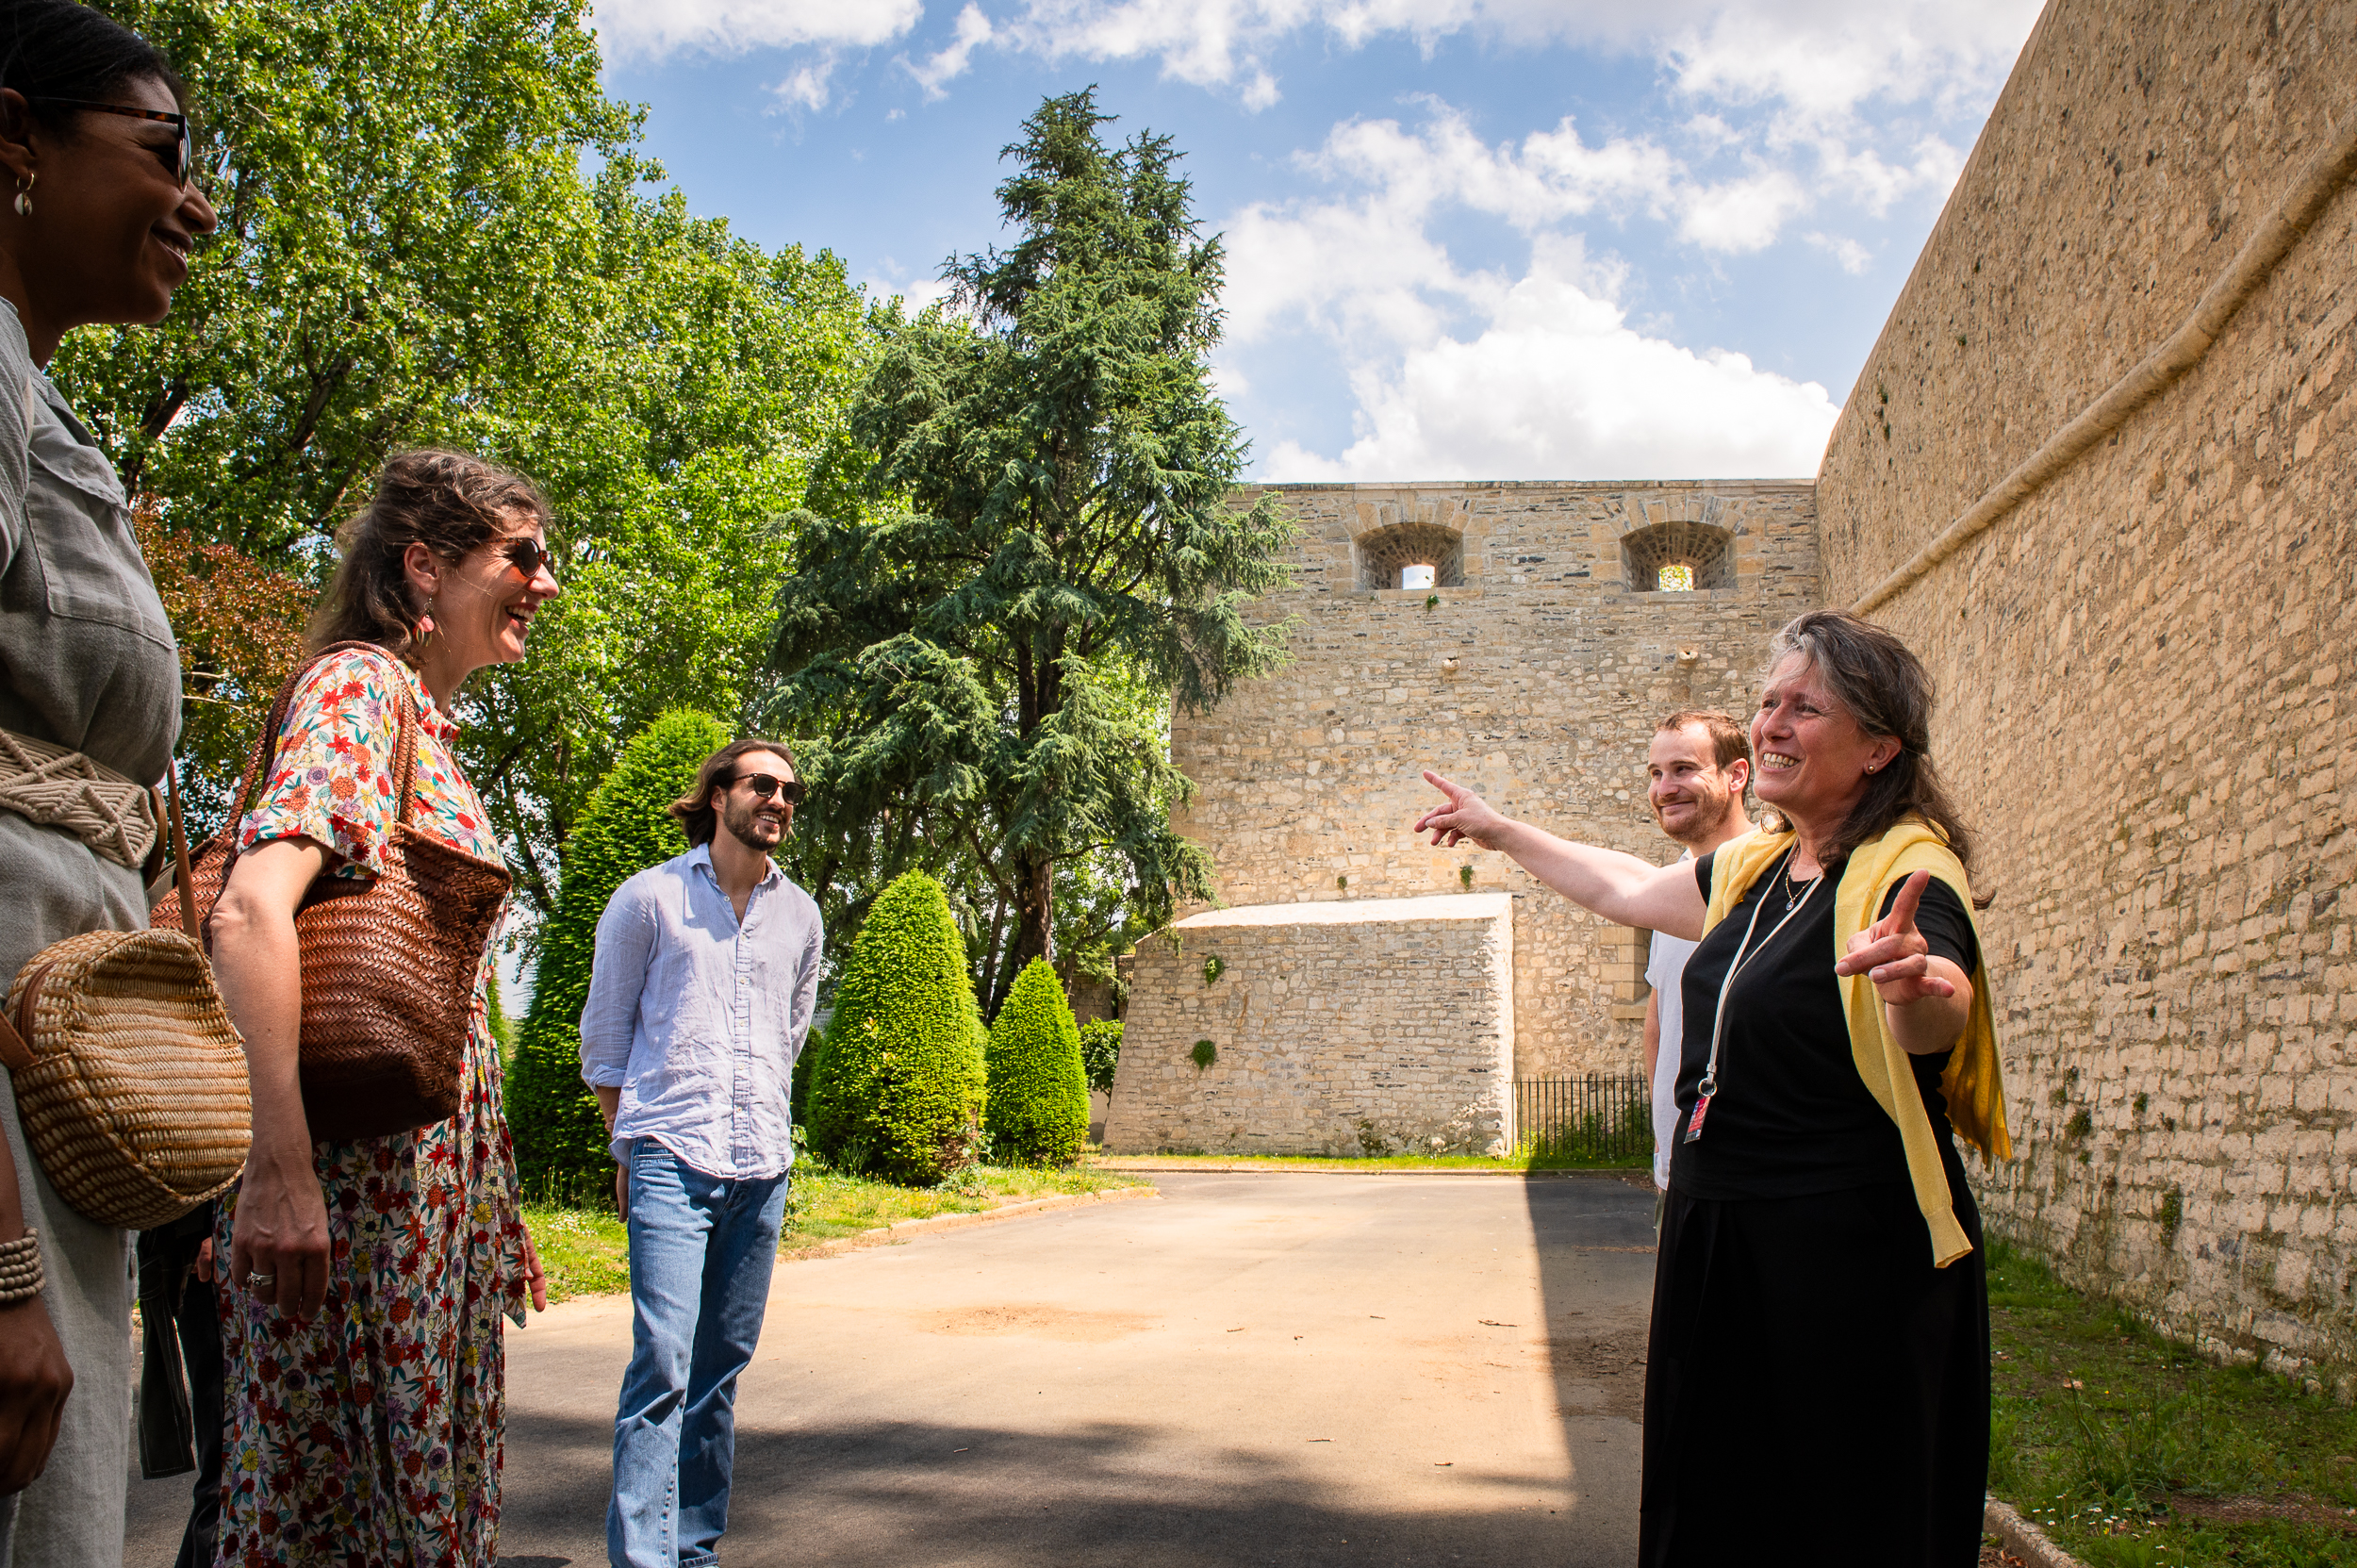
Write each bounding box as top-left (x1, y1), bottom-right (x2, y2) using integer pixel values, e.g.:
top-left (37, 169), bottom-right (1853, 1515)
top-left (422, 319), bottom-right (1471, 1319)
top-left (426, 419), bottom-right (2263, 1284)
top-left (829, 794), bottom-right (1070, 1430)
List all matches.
top-left (0, 771), bottom-right (250, 1230)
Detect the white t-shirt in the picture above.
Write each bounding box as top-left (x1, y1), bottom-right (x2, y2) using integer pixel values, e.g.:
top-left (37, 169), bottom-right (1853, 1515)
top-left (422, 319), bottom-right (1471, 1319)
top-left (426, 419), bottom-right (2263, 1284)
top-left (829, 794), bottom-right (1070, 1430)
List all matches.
top-left (1646, 853), bottom-right (1699, 1190)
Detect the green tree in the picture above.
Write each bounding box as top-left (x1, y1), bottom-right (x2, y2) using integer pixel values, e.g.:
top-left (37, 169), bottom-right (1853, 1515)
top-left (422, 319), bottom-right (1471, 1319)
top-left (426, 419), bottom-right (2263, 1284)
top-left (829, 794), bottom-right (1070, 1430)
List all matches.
top-left (507, 710), bottom-right (728, 1192)
top-left (1078, 1018), bottom-right (1122, 1096)
top-left (768, 88), bottom-right (1294, 1015)
top-left (805, 870), bottom-right (985, 1183)
top-left (983, 959), bottom-right (1090, 1166)
top-left (64, 0), bottom-right (887, 880)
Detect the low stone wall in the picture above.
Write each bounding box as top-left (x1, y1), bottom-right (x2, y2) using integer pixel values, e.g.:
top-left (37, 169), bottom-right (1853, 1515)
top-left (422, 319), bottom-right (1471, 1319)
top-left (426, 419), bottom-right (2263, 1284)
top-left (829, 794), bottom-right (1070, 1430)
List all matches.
top-left (1104, 895), bottom-right (1514, 1156)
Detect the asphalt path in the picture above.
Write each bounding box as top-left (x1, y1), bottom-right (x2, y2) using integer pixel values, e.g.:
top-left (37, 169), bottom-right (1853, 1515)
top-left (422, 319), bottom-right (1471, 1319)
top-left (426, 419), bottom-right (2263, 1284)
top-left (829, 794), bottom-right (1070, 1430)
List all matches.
top-left (125, 1171), bottom-right (1656, 1567)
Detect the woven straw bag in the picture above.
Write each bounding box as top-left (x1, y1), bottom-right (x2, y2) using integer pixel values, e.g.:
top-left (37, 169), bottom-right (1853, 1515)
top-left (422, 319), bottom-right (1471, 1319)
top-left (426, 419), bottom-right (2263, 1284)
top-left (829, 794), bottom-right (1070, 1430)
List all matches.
top-left (0, 779), bottom-right (252, 1230)
top-left (155, 642), bottom-right (512, 1144)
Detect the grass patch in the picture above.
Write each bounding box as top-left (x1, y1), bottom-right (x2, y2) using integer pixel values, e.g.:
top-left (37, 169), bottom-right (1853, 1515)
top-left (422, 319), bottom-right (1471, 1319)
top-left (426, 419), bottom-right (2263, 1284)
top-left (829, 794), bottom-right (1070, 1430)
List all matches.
top-left (1987, 1236), bottom-right (2357, 1566)
top-left (523, 1162), bottom-right (1149, 1302)
top-left (1087, 1148), bottom-right (1647, 1172)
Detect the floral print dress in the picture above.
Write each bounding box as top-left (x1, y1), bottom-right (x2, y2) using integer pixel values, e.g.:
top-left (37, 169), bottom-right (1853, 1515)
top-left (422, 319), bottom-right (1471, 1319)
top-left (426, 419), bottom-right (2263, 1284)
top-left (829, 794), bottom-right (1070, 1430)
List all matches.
top-left (214, 646), bottom-right (529, 1568)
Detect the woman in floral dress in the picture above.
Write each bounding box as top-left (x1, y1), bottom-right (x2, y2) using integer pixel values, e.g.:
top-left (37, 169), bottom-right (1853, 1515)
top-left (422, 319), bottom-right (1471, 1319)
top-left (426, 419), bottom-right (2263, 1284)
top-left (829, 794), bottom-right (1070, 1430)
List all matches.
top-left (206, 451), bottom-right (559, 1566)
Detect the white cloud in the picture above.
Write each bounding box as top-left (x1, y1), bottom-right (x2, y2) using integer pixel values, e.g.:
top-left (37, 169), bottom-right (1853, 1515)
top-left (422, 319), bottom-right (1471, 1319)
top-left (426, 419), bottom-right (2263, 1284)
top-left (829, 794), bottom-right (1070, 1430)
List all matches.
top-left (865, 265), bottom-right (961, 315)
top-left (1673, 167), bottom-right (1805, 252)
top-left (769, 57), bottom-right (839, 110)
top-left (1805, 231), bottom-right (1872, 273)
top-left (1225, 106), bottom-right (1843, 478)
top-left (1255, 238), bottom-right (1837, 480)
top-left (592, 0), bottom-right (920, 62)
top-left (956, 0), bottom-right (2038, 122)
top-left (906, 4), bottom-right (997, 98)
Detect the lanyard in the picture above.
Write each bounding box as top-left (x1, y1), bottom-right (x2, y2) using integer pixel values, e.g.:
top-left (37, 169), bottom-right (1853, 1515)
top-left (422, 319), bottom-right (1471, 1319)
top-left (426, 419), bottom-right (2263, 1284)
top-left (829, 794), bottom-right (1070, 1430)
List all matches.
top-left (1683, 849), bottom-right (1824, 1145)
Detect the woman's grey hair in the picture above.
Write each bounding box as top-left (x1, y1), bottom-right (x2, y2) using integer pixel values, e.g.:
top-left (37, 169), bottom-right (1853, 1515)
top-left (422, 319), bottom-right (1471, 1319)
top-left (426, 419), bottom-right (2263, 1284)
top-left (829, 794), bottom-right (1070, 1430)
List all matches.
top-left (1766, 609), bottom-right (1986, 903)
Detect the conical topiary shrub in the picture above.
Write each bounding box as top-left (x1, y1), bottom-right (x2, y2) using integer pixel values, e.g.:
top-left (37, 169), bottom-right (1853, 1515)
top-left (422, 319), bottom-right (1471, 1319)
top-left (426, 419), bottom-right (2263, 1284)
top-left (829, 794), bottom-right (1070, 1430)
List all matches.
top-left (805, 869), bottom-right (986, 1183)
top-left (508, 710), bottom-right (730, 1195)
top-left (983, 958), bottom-right (1090, 1167)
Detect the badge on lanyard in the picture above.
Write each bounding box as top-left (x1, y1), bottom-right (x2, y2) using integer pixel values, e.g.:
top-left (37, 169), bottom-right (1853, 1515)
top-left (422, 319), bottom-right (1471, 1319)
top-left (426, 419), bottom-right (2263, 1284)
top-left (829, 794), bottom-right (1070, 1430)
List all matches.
top-left (1684, 850), bottom-right (1822, 1146)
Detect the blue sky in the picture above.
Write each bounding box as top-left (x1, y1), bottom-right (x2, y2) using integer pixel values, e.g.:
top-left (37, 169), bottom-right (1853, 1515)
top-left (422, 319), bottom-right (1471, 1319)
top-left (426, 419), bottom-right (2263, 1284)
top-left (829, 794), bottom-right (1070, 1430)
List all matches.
top-left (595, 0), bottom-right (2045, 481)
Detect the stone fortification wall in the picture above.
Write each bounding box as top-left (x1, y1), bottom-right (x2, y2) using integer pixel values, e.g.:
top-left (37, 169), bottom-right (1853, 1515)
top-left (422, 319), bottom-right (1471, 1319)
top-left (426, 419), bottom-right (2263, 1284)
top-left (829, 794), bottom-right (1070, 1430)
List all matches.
top-left (1170, 480), bottom-right (1819, 1079)
top-left (1815, 0), bottom-right (2357, 1388)
top-left (1105, 896), bottom-right (1515, 1155)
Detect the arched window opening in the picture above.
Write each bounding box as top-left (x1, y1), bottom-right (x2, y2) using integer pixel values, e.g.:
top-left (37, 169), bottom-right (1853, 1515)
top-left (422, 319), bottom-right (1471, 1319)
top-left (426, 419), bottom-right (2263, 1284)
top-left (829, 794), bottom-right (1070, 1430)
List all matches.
top-left (1622, 520), bottom-right (1734, 593)
top-left (1357, 522), bottom-right (1465, 590)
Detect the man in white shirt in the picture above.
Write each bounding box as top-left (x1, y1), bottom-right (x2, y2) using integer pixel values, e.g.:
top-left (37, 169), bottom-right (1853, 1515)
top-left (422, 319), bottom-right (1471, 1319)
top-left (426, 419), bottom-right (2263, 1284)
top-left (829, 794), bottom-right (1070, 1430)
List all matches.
top-left (580, 738), bottom-right (824, 1568)
top-left (1642, 712), bottom-right (1754, 1202)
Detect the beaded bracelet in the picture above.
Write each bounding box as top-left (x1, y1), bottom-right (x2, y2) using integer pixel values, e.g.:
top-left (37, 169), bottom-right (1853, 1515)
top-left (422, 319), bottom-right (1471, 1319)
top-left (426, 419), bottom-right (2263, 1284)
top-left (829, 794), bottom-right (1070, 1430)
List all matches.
top-left (0, 1230), bottom-right (44, 1306)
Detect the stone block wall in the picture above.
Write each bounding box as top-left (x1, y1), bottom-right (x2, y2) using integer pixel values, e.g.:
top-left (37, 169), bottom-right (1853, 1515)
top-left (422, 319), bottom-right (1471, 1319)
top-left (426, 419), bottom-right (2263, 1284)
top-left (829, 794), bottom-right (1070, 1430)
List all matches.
top-left (1104, 895), bottom-right (1515, 1155)
top-left (1815, 0), bottom-right (2357, 1389)
top-left (1169, 480), bottom-right (1819, 1078)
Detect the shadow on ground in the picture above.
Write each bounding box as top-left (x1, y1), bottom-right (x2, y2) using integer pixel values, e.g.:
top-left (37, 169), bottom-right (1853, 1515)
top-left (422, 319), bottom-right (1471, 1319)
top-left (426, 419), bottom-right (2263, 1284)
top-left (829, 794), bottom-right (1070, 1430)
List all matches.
top-left (496, 1409), bottom-right (1598, 1568)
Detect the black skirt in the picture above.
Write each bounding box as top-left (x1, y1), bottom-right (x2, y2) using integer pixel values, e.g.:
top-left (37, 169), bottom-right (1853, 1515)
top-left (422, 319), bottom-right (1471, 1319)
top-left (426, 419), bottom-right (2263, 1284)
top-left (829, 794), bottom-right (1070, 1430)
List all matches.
top-left (1640, 1159), bottom-right (1988, 1567)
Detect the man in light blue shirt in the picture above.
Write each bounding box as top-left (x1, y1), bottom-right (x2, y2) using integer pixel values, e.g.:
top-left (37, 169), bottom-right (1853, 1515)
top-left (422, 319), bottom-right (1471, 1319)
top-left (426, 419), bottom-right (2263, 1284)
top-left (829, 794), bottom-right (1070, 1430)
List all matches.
top-left (580, 737), bottom-right (823, 1568)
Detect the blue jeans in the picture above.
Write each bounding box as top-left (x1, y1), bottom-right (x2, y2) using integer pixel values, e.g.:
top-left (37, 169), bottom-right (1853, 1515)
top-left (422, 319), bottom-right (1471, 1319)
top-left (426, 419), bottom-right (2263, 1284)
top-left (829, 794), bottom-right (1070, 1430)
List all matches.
top-left (607, 1139), bottom-right (790, 1568)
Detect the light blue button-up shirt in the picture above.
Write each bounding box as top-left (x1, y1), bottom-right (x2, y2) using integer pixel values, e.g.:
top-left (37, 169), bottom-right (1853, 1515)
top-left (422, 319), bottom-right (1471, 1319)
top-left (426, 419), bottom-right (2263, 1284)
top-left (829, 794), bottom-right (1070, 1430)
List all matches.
top-left (578, 843), bottom-right (824, 1180)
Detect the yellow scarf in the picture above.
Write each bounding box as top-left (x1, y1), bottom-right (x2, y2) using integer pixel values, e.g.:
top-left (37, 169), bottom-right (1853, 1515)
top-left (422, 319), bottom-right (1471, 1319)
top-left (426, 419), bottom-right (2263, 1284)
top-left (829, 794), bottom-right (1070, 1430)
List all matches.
top-left (1701, 818), bottom-right (2009, 1267)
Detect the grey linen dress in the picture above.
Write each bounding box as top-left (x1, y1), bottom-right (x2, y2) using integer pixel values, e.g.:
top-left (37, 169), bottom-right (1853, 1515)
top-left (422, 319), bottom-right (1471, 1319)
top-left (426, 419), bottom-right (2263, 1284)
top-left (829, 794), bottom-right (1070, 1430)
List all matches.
top-left (0, 298), bottom-right (183, 1568)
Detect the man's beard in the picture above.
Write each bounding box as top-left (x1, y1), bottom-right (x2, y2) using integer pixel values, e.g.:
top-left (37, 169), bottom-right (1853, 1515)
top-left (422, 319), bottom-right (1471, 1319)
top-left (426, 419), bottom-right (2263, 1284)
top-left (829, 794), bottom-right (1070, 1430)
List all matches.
top-left (1656, 789), bottom-right (1736, 848)
top-left (720, 798), bottom-right (784, 852)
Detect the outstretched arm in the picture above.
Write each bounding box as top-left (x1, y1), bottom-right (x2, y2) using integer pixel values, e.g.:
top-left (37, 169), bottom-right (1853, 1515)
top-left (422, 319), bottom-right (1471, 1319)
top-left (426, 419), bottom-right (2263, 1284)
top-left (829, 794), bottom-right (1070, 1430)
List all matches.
top-left (1415, 771), bottom-right (1706, 940)
top-left (1836, 869), bottom-right (1972, 1056)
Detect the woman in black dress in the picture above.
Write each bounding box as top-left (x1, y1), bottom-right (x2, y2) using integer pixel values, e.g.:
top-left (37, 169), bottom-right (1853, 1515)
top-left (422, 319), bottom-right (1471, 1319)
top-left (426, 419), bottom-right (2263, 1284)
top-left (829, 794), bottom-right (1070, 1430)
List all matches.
top-left (1416, 608), bottom-right (2006, 1567)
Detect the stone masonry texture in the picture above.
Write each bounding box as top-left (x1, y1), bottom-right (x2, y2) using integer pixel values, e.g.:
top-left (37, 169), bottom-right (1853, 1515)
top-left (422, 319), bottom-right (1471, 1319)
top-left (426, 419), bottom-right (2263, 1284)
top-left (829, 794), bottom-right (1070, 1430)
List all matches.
top-left (1815, 1), bottom-right (2357, 1392)
top-left (1105, 896), bottom-right (1515, 1156)
top-left (1113, 480), bottom-right (1819, 1153)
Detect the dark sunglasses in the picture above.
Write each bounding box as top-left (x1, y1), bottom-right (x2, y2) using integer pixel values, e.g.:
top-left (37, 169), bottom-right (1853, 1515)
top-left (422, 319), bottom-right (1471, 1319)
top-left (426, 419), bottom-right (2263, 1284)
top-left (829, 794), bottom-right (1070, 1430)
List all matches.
top-left (731, 773), bottom-right (804, 805)
top-left (36, 98), bottom-right (194, 186)
top-left (496, 536), bottom-right (557, 582)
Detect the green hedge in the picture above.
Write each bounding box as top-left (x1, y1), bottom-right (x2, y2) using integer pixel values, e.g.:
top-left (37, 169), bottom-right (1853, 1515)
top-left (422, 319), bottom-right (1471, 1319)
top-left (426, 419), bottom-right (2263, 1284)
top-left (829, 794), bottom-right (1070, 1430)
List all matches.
top-left (805, 869), bottom-right (986, 1183)
top-left (1078, 1018), bottom-right (1122, 1094)
top-left (507, 710), bottom-right (730, 1193)
top-left (984, 959), bottom-right (1090, 1166)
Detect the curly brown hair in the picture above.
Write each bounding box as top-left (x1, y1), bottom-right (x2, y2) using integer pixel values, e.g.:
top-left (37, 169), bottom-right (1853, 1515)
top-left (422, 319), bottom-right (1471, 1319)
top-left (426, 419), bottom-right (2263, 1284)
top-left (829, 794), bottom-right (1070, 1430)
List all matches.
top-left (669, 738), bottom-right (800, 850)
top-left (306, 450), bottom-right (552, 656)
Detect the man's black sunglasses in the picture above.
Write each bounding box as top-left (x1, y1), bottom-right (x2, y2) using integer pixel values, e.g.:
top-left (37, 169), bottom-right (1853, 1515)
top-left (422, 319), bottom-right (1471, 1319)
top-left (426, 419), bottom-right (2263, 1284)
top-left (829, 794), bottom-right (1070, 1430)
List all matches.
top-left (496, 536), bottom-right (557, 582)
top-left (35, 99), bottom-right (194, 187)
top-left (732, 773), bottom-right (804, 805)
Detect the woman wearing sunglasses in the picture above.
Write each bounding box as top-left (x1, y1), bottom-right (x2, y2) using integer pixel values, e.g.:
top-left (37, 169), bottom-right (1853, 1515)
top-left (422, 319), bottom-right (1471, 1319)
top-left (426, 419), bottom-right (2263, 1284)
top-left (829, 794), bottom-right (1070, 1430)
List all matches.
top-left (203, 449), bottom-right (558, 1566)
top-left (0, 4), bottom-right (216, 1564)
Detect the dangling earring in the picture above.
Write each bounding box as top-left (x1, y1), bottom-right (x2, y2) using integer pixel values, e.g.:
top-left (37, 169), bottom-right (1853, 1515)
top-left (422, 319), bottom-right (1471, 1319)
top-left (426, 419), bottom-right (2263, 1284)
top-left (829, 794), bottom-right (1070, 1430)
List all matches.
top-left (417, 599), bottom-right (437, 647)
top-left (13, 171), bottom-right (35, 218)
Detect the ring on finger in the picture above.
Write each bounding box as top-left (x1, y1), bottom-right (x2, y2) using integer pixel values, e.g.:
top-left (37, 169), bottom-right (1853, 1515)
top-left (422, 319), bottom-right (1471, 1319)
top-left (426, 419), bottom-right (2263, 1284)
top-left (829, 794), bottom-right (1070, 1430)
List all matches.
top-left (245, 1270), bottom-right (275, 1288)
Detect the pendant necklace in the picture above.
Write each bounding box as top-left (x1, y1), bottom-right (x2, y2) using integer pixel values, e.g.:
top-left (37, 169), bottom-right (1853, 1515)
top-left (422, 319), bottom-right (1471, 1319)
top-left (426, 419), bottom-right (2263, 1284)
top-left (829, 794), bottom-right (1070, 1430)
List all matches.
top-left (1684, 847), bottom-right (1825, 1145)
top-left (1784, 859), bottom-right (1823, 912)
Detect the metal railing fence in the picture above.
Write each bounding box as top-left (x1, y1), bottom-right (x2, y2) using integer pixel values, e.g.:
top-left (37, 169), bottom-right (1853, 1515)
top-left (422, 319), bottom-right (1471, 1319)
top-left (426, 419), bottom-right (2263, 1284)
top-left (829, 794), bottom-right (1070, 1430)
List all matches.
top-left (1515, 1074), bottom-right (1652, 1162)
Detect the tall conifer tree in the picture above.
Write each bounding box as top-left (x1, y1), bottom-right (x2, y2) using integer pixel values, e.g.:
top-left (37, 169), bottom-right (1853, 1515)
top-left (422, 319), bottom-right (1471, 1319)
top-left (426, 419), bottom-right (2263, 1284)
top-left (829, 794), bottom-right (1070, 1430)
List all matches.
top-left (770, 89), bottom-right (1293, 1015)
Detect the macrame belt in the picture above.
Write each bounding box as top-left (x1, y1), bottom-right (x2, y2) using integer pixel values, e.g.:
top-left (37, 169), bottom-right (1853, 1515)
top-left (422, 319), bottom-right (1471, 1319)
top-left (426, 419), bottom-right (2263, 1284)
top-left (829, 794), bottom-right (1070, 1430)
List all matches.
top-left (0, 726), bottom-right (158, 869)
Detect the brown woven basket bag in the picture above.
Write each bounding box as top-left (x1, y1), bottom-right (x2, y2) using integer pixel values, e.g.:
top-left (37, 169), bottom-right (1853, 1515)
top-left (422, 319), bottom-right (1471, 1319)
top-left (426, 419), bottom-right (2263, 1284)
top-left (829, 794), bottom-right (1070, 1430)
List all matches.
top-left (0, 798), bottom-right (252, 1230)
top-left (154, 642), bottom-right (512, 1145)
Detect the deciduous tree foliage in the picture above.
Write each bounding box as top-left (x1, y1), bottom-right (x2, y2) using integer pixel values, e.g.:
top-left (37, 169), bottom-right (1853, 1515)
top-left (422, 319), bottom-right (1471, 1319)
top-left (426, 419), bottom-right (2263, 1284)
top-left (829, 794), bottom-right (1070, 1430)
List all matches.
top-left (804, 870), bottom-right (986, 1184)
top-left (983, 958), bottom-right (1089, 1166)
top-left (507, 709), bottom-right (727, 1192)
top-left (769, 90), bottom-right (1293, 1015)
top-left (65, 0), bottom-right (886, 900)
top-left (1078, 1018), bottom-right (1122, 1096)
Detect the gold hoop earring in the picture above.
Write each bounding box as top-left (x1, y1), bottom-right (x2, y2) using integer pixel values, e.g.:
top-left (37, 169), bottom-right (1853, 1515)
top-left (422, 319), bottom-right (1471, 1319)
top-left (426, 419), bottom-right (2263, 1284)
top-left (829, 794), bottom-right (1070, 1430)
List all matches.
top-left (14, 171), bottom-right (35, 218)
